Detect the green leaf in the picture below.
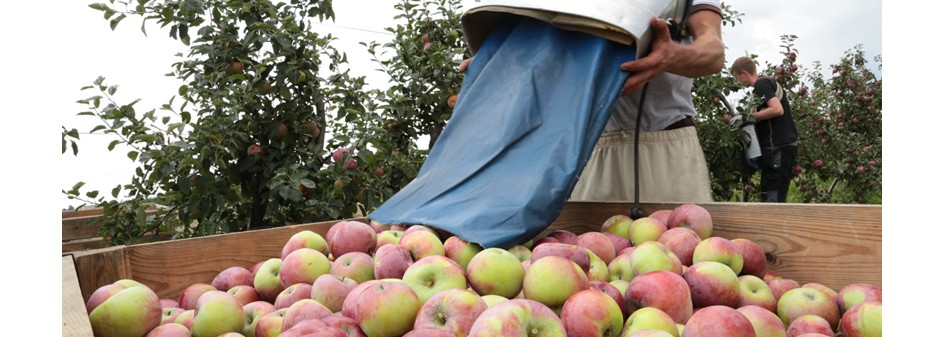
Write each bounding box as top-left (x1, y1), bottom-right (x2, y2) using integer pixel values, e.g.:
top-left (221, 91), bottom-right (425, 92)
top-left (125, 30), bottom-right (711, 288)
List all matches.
top-left (112, 185), bottom-right (121, 198)
top-left (108, 140), bottom-right (121, 151)
top-left (128, 151), bottom-right (139, 161)
top-left (110, 14), bottom-right (126, 30)
top-left (86, 190), bottom-right (99, 198)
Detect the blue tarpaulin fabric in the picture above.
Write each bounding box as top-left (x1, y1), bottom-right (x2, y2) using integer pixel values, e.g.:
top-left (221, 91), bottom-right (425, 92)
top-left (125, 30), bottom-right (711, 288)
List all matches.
top-left (368, 16), bottom-right (636, 248)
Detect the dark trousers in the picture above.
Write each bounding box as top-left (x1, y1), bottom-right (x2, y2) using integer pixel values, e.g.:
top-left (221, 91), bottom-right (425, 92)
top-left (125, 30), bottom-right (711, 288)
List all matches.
top-left (760, 145), bottom-right (798, 202)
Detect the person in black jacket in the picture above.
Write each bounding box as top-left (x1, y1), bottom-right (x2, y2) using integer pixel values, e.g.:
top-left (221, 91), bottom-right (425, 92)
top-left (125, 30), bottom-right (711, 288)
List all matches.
top-left (730, 56), bottom-right (799, 202)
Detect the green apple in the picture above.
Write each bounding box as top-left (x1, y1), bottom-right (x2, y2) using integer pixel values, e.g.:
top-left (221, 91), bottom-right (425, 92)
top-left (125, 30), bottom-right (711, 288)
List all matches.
top-left (402, 255), bottom-right (468, 304)
top-left (777, 287), bottom-right (840, 330)
top-left (443, 236), bottom-right (483, 270)
top-left (280, 230), bottom-right (329, 258)
top-left (88, 281), bottom-right (163, 337)
top-left (191, 290), bottom-right (245, 337)
top-left (253, 258), bottom-right (285, 302)
top-left (466, 247), bottom-right (525, 299)
top-left (400, 230), bottom-right (446, 261)
top-left (623, 307), bottom-right (679, 336)
top-left (584, 248), bottom-right (611, 282)
top-left (692, 237), bottom-right (744, 275)
top-left (330, 251), bottom-right (375, 283)
top-left (241, 301), bottom-right (276, 337)
top-left (737, 275), bottom-right (777, 312)
top-left (508, 245), bottom-right (532, 262)
top-left (345, 280), bottom-right (421, 337)
top-left (280, 248), bottom-right (331, 287)
top-left (628, 217), bottom-right (668, 246)
top-left (628, 241), bottom-right (683, 280)
top-left (601, 214), bottom-right (633, 240)
top-left (523, 256), bottom-right (588, 308)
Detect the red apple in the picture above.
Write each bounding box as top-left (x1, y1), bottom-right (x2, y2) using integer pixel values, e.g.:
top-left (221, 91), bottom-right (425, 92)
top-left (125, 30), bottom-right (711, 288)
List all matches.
top-left (310, 274), bottom-right (358, 313)
top-left (342, 280), bottom-right (421, 337)
top-left (226, 285), bottom-right (260, 307)
top-left (144, 323), bottom-right (191, 337)
top-left (777, 287), bottom-right (840, 330)
top-left (588, 280), bottom-right (628, 319)
top-left (737, 275), bottom-right (777, 313)
top-left (767, 278), bottom-right (801, 303)
top-left (545, 229), bottom-right (579, 245)
top-left (247, 144), bottom-right (264, 156)
top-left (737, 305), bottom-right (787, 337)
top-left (329, 221), bottom-right (378, 257)
top-left (466, 247), bottom-right (525, 299)
top-left (212, 266), bottom-right (255, 291)
top-left (601, 214), bottom-right (633, 240)
top-left (443, 236), bottom-right (484, 270)
top-left (177, 283), bottom-right (217, 310)
top-left (280, 248), bottom-right (331, 288)
top-left (683, 261), bottom-right (741, 308)
top-left (732, 238), bottom-right (768, 278)
top-left (692, 236), bottom-right (744, 275)
top-left (523, 256), bottom-right (588, 308)
top-left (373, 243), bottom-right (414, 280)
top-left (273, 283), bottom-right (313, 310)
top-left (281, 230), bottom-right (330, 259)
top-left (413, 288), bottom-right (488, 337)
top-left (785, 314), bottom-right (833, 337)
top-left (840, 301), bottom-right (881, 337)
top-left (577, 231), bottom-right (617, 264)
top-left (331, 252), bottom-right (376, 283)
top-left (468, 299), bottom-right (566, 337)
top-left (560, 289), bottom-right (623, 337)
top-left (601, 232), bottom-right (631, 254)
top-left (837, 283), bottom-right (882, 313)
top-left (401, 255), bottom-right (468, 304)
top-left (281, 298), bottom-right (332, 331)
top-left (657, 227), bottom-right (701, 266)
top-left (400, 229), bottom-right (446, 262)
top-left (530, 242), bottom-right (590, 274)
top-left (665, 204), bottom-right (713, 240)
top-left (626, 270), bottom-right (692, 324)
top-left (681, 305), bottom-right (756, 337)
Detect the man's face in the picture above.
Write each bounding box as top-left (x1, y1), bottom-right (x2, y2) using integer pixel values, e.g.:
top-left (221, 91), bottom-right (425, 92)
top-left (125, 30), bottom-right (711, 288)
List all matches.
top-left (733, 70), bottom-right (751, 87)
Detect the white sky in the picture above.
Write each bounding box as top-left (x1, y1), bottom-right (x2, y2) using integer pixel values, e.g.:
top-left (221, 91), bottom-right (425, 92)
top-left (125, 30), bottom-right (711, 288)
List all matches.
top-left (0, 1), bottom-right (932, 334)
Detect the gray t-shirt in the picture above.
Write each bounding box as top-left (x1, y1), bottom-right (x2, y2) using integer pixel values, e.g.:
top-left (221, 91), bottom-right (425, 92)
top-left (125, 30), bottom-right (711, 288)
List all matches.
top-left (603, 0), bottom-right (721, 133)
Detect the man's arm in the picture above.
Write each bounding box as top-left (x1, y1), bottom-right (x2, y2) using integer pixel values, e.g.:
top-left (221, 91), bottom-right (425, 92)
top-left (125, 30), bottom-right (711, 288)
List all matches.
top-left (619, 9), bottom-right (725, 95)
top-left (752, 97), bottom-right (785, 121)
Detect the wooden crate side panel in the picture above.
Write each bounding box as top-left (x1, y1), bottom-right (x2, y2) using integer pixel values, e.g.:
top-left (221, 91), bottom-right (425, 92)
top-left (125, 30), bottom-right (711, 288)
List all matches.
top-left (70, 246), bottom-right (133, 304)
top-left (548, 202), bottom-right (881, 290)
top-left (62, 215), bottom-right (104, 242)
top-left (124, 219), bottom-right (351, 300)
top-left (62, 255), bottom-right (94, 337)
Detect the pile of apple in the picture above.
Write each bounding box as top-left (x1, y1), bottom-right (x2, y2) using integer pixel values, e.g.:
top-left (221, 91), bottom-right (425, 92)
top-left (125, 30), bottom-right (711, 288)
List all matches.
top-left (85, 204), bottom-right (881, 337)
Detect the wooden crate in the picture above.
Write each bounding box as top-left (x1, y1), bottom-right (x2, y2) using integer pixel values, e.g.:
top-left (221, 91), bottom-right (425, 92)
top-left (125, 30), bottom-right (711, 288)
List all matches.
top-left (62, 206), bottom-right (173, 253)
top-left (62, 202), bottom-right (881, 336)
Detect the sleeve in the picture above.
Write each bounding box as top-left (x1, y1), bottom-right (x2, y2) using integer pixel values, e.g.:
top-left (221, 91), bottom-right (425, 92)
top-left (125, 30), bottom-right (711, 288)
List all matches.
top-left (753, 77), bottom-right (778, 108)
top-left (692, 0), bottom-right (722, 16)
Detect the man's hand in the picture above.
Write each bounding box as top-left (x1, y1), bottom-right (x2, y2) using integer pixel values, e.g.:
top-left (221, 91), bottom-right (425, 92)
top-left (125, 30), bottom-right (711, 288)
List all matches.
top-left (458, 57), bottom-right (473, 73)
top-left (619, 17), bottom-right (676, 95)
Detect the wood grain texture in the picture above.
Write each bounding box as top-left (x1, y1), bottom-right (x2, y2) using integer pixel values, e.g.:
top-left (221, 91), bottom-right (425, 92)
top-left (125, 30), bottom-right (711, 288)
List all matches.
top-left (71, 246), bottom-right (132, 302)
top-left (63, 255), bottom-right (95, 337)
top-left (548, 202), bottom-right (881, 290)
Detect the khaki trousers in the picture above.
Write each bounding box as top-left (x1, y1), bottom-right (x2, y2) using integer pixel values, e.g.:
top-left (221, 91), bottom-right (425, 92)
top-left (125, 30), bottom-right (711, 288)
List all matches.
top-left (570, 127), bottom-right (713, 203)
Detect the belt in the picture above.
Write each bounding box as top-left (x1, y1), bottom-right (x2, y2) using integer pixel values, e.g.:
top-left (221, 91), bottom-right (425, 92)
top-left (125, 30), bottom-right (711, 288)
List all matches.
top-left (662, 116), bottom-right (694, 131)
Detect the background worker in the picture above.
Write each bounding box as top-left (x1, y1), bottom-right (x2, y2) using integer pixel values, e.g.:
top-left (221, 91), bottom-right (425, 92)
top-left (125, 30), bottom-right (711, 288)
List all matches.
top-left (729, 56), bottom-right (799, 202)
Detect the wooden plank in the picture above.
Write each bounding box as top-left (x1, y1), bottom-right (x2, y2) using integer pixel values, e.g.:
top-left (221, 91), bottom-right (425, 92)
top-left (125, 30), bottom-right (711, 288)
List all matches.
top-left (548, 202), bottom-right (882, 291)
top-left (62, 255), bottom-right (94, 337)
top-left (62, 215), bottom-right (104, 242)
top-left (123, 218), bottom-right (359, 300)
top-left (62, 237), bottom-right (109, 253)
top-left (71, 246), bottom-right (133, 301)
top-left (62, 208), bottom-right (105, 219)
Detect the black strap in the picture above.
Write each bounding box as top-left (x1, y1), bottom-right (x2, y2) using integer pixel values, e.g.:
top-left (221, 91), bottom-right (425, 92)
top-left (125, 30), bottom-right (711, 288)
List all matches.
top-left (629, 83), bottom-right (650, 220)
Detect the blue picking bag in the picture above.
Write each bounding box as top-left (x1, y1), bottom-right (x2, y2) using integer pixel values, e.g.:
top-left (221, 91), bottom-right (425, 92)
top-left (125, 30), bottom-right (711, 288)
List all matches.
top-left (368, 15), bottom-right (636, 248)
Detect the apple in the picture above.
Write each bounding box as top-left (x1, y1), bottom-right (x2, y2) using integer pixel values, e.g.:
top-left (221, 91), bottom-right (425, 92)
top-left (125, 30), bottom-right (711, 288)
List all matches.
top-left (466, 247), bottom-right (525, 299)
top-left (683, 261), bottom-right (741, 308)
top-left (777, 287), bottom-right (840, 330)
top-left (531, 236), bottom-right (560, 249)
top-left (560, 289), bottom-right (623, 337)
top-left (400, 230), bottom-right (446, 261)
top-left (253, 258), bottom-right (286, 302)
top-left (602, 232), bottom-right (631, 254)
top-left (628, 217), bottom-right (667, 247)
top-left (373, 243), bottom-right (415, 280)
top-left (624, 331), bottom-right (675, 337)
top-left (344, 158), bottom-right (359, 170)
top-left (402, 255), bottom-right (468, 304)
top-left (692, 236), bottom-right (744, 275)
top-left (282, 298), bottom-right (333, 331)
top-left (332, 148), bottom-right (351, 163)
top-left (329, 221), bottom-right (378, 257)
top-left (177, 282), bottom-right (217, 311)
top-left (681, 305), bottom-right (756, 337)
top-left (545, 229), bottom-right (579, 245)
top-left (172, 309), bottom-right (195, 331)
top-left (404, 327), bottom-right (457, 337)
top-left (622, 307), bottom-right (678, 336)
top-left (281, 230), bottom-right (330, 259)
top-left (226, 61), bottom-right (244, 74)
top-left (837, 283), bottom-right (882, 313)
top-left (210, 266), bottom-right (255, 292)
top-left (311, 274), bottom-right (358, 313)
top-left (737, 275), bottom-right (777, 312)
top-left (737, 305), bottom-right (787, 337)
top-left (523, 255), bottom-right (588, 308)
top-left (161, 307), bottom-right (186, 325)
top-left (626, 270), bottom-right (692, 324)
top-left (87, 280), bottom-right (163, 337)
top-left (403, 224), bottom-right (440, 238)
top-left (443, 236), bottom-right (484, 270)
top-left (657, 227), bottom-right (702, 266)
top-left (585, 249), bottom-right (612, 282)
top-left (467, 299), bottom-right (566, 337)
top-left (767, 278), bottom-right (801, 303)
top-left (86, 283), bottom-right (127, 313)
top-left (413, 288), bottom-right (488, 337)
top-left (801, 283), bottom-right (839, 310)
top-left (331, 252), bottom-right (376, 283)
top-left (320, 313), bottom-right (365, 337)
top-left (627, 241), bottom-right (683, 280)
top-left (607, 251), bottom-right (634, 282)
top-left (649, 209), bottom-right (673, 224)
top-left (276, 319), bottom-right (348, 337)
top-left (785, 314), bottom-right (833, 337)
top-left (840, 301), bottom-right (881, 337)
top-left (159, 298), bottom-right (179, 309)
top-left (375, 230), bottom-right (405, 250)
top-left (530, 242), bottom-right (590, 274)
top-left (665, 204), bottom-right (713, 239)
top-left (247, 144), bottom-right (264, 156)
top-left (480, 294), bottom-right (509, 308)
top-left (273, 283), bottom-right (314, 310)
top-left (303, 120), bottom-right (320, 138)
top-left (241, 301), bottom-right (276, 337)
top-left (144, 323), bottom-right (191, 337)
top-left (254, 308), bottom-right (288, 337)
top-left (272, 123), bottom-right (288, 139)
top-left (447, 95), bottom-right (459, 108)
top-left (508, 244), bottom-right (532, 262)
top-left (732, 238), bottom-right (768, 277)
top-left (601, 214), bottom-right (633, 240)
top-left (227, 284), bottom-right (261, 307)
top-left (191, 290), bottom-right (245, 337)
top-left (577, 231), bottom-right (617, 264)
top-left (588, 280), bottom-right (628, 319)
top-left (280, 248), bottom-right (332, 288)
top-left (343, 279), bottom-right (422, 337)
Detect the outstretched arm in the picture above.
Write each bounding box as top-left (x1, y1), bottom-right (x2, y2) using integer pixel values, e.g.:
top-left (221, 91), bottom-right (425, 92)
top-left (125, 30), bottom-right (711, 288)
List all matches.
top-left (619, 9), bottom-right (724, 95)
